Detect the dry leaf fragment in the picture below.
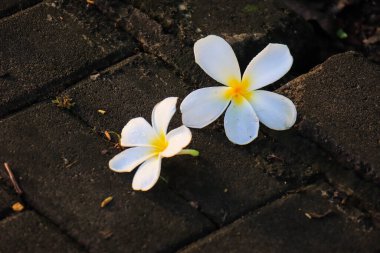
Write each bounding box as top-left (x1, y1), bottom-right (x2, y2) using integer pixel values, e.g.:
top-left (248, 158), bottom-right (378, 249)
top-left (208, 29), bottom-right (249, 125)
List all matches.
top-left (101, 196), bottom-right (113, 208)
top-left (99, 230), bottom-right (113, 239)
top-left (90, 73), bottom-right (100, 80)
top-left (104, 131), bottom-right (111, 141)
top-left (12, 202), bottom-right (24, 212)
top-left (52, 95), bottom-right (75, 109)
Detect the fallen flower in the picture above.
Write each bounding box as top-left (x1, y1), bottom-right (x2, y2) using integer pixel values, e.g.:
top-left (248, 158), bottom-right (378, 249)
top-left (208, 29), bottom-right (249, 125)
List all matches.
top-left (181, 35), bottom-right (297, 145)
top-left (109, 97), bottom-right (199, 191)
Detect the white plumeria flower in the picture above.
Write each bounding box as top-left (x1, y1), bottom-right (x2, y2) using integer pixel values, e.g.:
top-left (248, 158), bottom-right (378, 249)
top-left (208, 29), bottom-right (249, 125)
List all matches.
top-left (180, 35), bottom-right (297, 145)
top-left (109, 97), bottom-right (198, 191)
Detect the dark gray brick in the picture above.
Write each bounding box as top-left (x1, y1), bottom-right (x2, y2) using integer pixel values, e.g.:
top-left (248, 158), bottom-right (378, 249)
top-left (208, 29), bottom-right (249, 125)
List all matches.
top-left (279, 52), bottom-right (380, 182)
top-left (180, 183), bottom-right (380, 253)
top-left (0, 0), bottom-right (40, 18)
top-left (0, 3), bottom-right (135, 118)
top-left (0, 103), bottom-right (213, 253)
top-left (63, 54), bottom-right (322, 225)
top-left (95, 0), bottom-right (318, 89)
top-left (0, 185), bottom-right (19, 218)
top-left (325, 165), bottom-right (380, 219)
top-left (63, 54), bottom-right (189, 132)
top-left (0, 211), bottom-right (83, 253)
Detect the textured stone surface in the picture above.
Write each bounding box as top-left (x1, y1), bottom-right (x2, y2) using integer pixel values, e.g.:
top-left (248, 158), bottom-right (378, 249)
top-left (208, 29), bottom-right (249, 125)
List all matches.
top-left (180, 183), bottom-right (380, 253)
top-left (0, 103), bottom-right (214, 253)
top-left (1, 0), bottom-right (379, 251)
top-left (325, 165), bottom-right (380, 217)
top-left (280, 52), bottom-right (380, 182)
top-left (62, 54), bottom-right (327, 225)
top-left (95, 0), bottom-right (318, 91)
top-left (0, 3), bottom-right (135, 117)
top-left (163, 128), bottom-right (289, 225)
top-left (0, 0), bottom-right (40, 18)
top-left (0, 185), bottom-right (19, 218)
top-left (0, 211), bottom-right (83, 252)
top-left (63, 54), bottom-right (188, 133)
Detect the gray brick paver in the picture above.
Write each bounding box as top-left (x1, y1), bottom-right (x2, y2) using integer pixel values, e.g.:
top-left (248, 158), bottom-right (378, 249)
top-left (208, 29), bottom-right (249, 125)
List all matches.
top-left (180, 183), bottom-right (380, 253)
top-left (95, 0), bottom-right (319, 89)
top-left (0, 103), bottom-right (214, 253)
top-left (1, 0), bottom-right (379, 252)
top-left (0, 0), bottom-right (40, 18)
top-left (0, 211), bottom-right (84, 253)
top-left (0, 3), bottom-right (135, 118)
top-left (279, 52), bottom-right (380, 182)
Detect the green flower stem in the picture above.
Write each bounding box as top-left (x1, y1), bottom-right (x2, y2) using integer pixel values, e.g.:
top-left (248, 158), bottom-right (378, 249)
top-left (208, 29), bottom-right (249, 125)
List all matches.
top-left (177, 149), bottom-right (200, 157)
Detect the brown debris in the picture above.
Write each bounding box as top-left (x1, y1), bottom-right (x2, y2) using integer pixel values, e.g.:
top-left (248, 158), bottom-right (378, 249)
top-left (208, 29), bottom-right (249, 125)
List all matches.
top-left (99, 229), bottom-right (113, 239)
top-left (266, 154), bottom-right (285, 163)
top-left (189, 201), bottom-right (199, 209)
top-left (100, 196), bottom-right (113, 208)
top-left (97, 109), bottom-right (106, 115)
top-left (52, 95), bottom-right (75, 109)
top-left (103, 131), bottom-right (122, 150)
top-left (104, 131), bottom-right (112, 141)
top-left (11, 202), bottom-right (25, 212)
top-left (305, 209), bottom-right (334, 219)
top-left (90, 73), bottom-right (100, 80)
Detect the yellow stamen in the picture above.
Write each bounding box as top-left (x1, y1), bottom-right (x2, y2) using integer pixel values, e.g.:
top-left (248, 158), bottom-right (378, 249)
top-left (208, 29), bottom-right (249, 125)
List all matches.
top-left (224, 77), bottom-right (253, 104)
top-left (150, 132), bottom-right (168, 154)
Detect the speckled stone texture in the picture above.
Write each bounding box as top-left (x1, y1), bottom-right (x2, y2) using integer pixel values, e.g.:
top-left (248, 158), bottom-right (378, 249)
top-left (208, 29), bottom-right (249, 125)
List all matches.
top-left (280, 52), bottom-right (380, 182)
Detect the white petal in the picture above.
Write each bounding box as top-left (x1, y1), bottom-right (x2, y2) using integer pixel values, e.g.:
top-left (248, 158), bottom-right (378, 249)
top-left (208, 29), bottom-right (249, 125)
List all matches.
top-left (242, 44), bottom-right (293, 90)
top-left (180, 87), bottom-right (230, 128)
top-left (224, 97), bottom-right (259, 145)
top-left (120, 117), bottom-right (157, 147)
top-left (132, 156), bottom-right (161, 191)
top-left (249, 90), bottom-right (297, 130)
top-left (194, 35), bottom-right (241, 86)
top-left (152, 97), bottom-right (178, 135)
top-left (109, 147), bottom-right (154, 173)
top-left (161, 126), bottom-right (192, 158)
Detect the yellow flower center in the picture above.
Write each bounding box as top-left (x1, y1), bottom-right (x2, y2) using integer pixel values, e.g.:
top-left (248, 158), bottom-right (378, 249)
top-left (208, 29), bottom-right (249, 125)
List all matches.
top-left (224, 77), bottom-right (253, 104)
top-left (150, 132), bottom-right (168, 154)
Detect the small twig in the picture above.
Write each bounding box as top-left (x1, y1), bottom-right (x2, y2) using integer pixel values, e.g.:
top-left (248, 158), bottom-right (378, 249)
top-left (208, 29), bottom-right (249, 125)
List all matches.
top-left (305, 209), bottom-right (333, 219)
top-left (3, 163), bottom-right (23, 195)
top-left (266, 153), bottom-right (284, 163)
top-left (65, 160), bottom-right (78, 169)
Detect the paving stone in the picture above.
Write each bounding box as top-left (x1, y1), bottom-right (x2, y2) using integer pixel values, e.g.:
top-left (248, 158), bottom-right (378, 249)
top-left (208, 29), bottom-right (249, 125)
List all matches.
top-left (163, 129), bottom-right (289, 225)
top-left (0, 184), bottom-right (19, 218)
top-left (95, 0), bottom-right (319, 89)
top-left (63, 54), bottom-right (189, 132)
top-left (279, 51), bottom-right (380, 182)
top-left (325, 166), bottom-right (380, 220)
top-left (180, 183), bottom-right (380, 253)
top-left (0, 0), bottom-right (40, 18)
top-left (62, 54), bottom-right (328, 225)
top-left (0, 103), bottom-right (214, 253)
top-left (0, 211), bottom-right (83, 253)
top-left (0, 3), bottom-right (135, 118)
